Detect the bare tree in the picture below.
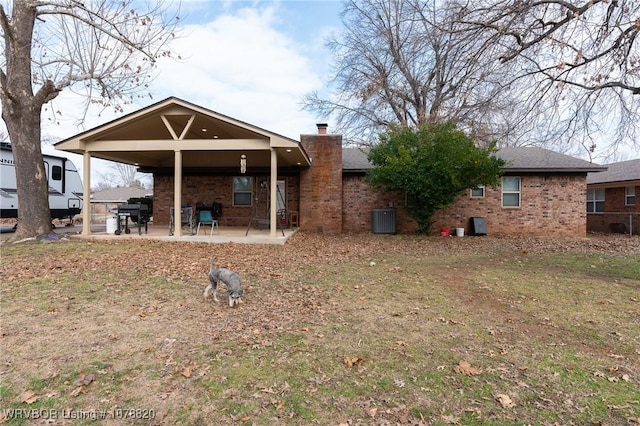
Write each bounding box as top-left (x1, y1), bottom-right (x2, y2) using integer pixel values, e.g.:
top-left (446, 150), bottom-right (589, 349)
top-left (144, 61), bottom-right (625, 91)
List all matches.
top-left (452, 0), bottom-right (640, 158)
top-left (0, 0), bottom-right (179, 238)
top-left (304, 0), bottom-right (638, 159)
top-left (303, 0), bottom-right (530, 146)
top-left (456, 0), bottom-right (639, 94)
top-left (97, 162), bottom-right (149, 189)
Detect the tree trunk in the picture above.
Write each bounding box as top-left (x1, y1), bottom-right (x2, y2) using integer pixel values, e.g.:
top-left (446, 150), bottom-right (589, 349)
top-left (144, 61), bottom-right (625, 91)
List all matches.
top-left (3, 107), bottom-right (52, 239)
top-left (0, 2), bottom-right (54, 239)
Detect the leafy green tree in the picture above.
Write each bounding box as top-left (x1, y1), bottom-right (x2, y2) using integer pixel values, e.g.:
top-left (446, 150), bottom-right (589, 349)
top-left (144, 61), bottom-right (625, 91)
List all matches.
top-left (367, 123), bottom-right (505, 233)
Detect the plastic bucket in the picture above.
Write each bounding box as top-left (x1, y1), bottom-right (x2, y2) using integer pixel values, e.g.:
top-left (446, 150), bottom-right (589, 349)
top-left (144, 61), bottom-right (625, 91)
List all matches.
top-left (456, 228), bottom-right (464, 237)
top-left (106, 217), bottom-right (118, 234)
top-left (440, 227), bottom-right (450, 237)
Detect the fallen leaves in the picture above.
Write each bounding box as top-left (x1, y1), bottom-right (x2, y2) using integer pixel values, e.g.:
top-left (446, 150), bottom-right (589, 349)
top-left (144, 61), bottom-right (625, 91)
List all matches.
top-left (2, 233), bottom-right (639, 425)
top-left (453, 361), bottom-right (482, 376)
top-left (69, 372), bottom-right (95, 397)
top-left (343, 356), bottom-right (364, 368)
top-left (181, 366), bottom-right (192, 378)
top-left (496, 393), bottom-right (516, 408)
top-left (72, 372), bottom-right (95, 387)
top-left (441, 414), bottom-right (461, 424)
top-left (17, 389), bottom-right (59, 406)
top-left (19, 390), bottom-right (39, 404)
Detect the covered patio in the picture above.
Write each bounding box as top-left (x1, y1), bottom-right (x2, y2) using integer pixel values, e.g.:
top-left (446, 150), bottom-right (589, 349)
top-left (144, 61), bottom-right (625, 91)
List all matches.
top-left (54, 97), bottom-right (311, 240)
top-left (71, 222), bottom-right (297, 245)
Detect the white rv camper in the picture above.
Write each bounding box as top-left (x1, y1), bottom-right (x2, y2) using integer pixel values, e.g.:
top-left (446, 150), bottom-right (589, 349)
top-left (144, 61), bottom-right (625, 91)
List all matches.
top-left (0, 142), bottom-right (83, 222)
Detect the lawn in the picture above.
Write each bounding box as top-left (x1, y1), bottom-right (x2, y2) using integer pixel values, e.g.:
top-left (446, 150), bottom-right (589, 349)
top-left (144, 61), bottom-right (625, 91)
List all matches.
top-left (0, 233), bottom-right (639, 425)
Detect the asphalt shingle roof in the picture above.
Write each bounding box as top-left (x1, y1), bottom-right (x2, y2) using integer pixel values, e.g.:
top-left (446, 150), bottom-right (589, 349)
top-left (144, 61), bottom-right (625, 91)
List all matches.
top-left (587, 158), bottom-right (640, 185)
top-left (90, 187), bottom-right (151, 203)
top-left (495, 147), bottom-right (606, 172)
top-left (342, 146), bottom-right (607, 173)
top-left (342, 147), bottom-right (371, 171)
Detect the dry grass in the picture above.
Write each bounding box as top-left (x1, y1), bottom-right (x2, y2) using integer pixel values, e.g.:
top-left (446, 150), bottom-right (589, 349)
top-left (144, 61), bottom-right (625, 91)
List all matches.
top-left (0, 233), bottom-right (639, 425)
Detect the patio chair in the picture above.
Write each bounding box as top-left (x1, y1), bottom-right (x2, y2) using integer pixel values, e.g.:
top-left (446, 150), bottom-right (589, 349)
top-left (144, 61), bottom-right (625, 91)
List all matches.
top-left (197, 210), bottom-right (218, 236)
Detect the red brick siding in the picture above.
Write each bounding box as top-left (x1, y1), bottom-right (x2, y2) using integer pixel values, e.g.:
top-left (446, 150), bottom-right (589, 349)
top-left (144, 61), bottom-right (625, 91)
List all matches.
top-left (152, 175), bottom-right (299, 227)
top-left (587, 212), bottom-right (640, 234)
top-left (342, 175), bottom-right (418, 233)
top-left (430, 175), bottom-right (588, 236)
top-left (299, 134), bottom-right (343, 234)
top-left (587, 185), bottom-right (640, 233)
top-left (150, 143), bottom-right (592, 237)
top-left (342, 174), bottom-right (589, 236)
top-left (604, 186), bottom-right (639, 211)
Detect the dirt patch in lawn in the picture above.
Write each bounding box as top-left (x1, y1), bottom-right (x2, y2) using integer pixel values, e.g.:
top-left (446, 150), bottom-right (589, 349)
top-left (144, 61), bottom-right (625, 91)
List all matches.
top-left (1, 233), bottom-right (639, 425)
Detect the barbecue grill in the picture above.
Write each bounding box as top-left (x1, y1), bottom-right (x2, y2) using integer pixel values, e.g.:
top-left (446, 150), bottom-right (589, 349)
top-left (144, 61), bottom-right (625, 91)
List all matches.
top-left (115, 204), bottom-right (149, 235)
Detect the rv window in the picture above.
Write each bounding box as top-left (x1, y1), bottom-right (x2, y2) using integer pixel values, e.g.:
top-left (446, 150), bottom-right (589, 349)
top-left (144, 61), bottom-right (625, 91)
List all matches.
top-left (52, 165), bottom-right (62, 181)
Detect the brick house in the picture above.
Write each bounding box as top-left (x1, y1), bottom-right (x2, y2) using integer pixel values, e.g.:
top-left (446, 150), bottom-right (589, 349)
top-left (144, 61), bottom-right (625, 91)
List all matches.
top-left (342, 146), bottom-right (607, 236)
top-left (586, 159), bottom-right (640, 235)
top-left (55, 97), bottom-right (607, 238)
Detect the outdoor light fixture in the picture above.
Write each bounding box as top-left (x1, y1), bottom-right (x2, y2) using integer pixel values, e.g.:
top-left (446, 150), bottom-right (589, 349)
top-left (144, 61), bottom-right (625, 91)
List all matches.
top-left (240, 154), bottom-right (247, 174)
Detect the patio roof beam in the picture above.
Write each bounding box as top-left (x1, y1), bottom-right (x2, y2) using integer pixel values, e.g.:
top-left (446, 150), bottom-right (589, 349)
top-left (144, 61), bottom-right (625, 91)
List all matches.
top-left (161, 115), bottom-right (180, 140)
top-left (160, 114), bottom-right (196, 140)
top-left (79, 139), bottom-right (270, 151)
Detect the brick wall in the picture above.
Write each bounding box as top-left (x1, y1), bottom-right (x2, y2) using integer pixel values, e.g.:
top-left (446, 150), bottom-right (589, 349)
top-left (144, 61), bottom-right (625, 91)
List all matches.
top-left (430, 174), bottom-right (588, 236)
top-left (342, 173), bottom-right (589, 236)
top-left (604, 186), bottom-right (639, 212)
top-left (299, 133), bottom-right (343, 234)
top-left (151, 148), bottom-right (593, 237)
top-left (342, 175), bottom-right (418, 233)
top-left (587, 212), bottom-right (640, 234)
top-left (153, 174), bottom-right (299, 227)
top-left (587, 185), bottom-right (640, 234)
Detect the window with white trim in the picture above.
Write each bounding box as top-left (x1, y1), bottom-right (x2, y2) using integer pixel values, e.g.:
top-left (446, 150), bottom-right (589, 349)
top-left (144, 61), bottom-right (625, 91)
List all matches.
top-left (586, 189), bottom-right (605, 213)
top-left (625, 187), bottom-right (635, 206)
top-left (502, 177), bottom-right (521, 208)
top-left (232, 176), bottom-right (253, 206)
top-left (470, 185), bottom-right (485, 198)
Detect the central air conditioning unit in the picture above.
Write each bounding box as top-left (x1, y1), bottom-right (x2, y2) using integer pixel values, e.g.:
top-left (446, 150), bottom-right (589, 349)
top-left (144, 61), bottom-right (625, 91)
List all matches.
top-left (372, 209), bottom-right (396, 234)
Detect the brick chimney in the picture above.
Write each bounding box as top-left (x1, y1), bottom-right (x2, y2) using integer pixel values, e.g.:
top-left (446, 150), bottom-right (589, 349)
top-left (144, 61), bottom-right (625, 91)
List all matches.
top-left (316, 123), bottom-right (328, 135)
top-left (299, 124), bottom-right (343, 234)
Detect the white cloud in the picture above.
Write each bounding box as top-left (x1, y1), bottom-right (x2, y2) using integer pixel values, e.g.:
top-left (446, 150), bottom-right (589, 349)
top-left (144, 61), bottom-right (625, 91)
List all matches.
top-left (152, 4), bottom-right (325, 139)
top-left (21, 2), bottom-right (332, 184)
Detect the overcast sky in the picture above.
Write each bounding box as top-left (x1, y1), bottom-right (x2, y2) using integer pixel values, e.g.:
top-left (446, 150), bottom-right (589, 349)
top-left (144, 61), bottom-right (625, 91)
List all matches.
top-left (29, 0), bottom-right (344, 184)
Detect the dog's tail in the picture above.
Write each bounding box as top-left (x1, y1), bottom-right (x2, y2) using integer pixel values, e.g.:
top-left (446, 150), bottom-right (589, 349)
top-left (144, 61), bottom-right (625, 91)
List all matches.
top-left (210, 257), bottom-right (216, 271)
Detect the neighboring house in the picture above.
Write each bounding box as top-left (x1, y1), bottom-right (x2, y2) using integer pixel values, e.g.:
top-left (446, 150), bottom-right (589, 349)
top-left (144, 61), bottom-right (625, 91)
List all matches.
top-left (54, 97), bottom-right (606, 238)
top-left (586, 159), bottom-right (640, 235)
top-left (90, 187), bottom-right (151, 222)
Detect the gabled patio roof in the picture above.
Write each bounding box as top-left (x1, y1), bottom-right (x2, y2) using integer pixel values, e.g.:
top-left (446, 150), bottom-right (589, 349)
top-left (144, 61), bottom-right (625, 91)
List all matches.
top-left (54, 96), bottom-right (311, 170)
top-left (54, 97), bottom-right (311, 238)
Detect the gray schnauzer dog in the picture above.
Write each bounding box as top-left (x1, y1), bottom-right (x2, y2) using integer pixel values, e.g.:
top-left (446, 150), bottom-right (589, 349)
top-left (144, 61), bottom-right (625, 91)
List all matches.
top-left (203, 258), bottom-right (243, 307)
